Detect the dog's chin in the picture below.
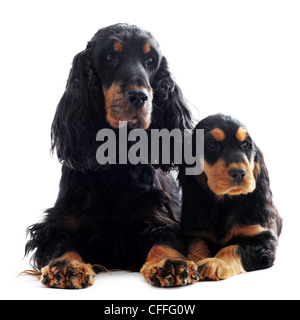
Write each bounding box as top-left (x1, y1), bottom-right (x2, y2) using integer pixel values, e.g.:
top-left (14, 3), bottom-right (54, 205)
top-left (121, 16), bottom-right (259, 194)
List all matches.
top-left (127, 115), bottom-right (152, 129)
top-left (106, 114), bottom-right (151, 130)
top-left (106, 104), bottom-right (152, 130)
top-left (207, 182), bottom-right (256, 197)
top-left (226, 187), bottom-right (250, 196)
top-left (128, 118), bottom-right (141, 129)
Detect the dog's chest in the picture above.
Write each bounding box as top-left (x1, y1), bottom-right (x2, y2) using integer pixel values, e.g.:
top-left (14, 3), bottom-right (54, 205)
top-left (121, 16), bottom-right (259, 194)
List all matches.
top-left (190, 201), bottom-right (264, 248)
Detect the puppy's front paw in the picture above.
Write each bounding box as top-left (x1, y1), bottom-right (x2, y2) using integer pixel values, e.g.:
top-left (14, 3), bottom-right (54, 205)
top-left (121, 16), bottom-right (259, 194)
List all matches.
top-left (197, 258), bottom-right (233, 281)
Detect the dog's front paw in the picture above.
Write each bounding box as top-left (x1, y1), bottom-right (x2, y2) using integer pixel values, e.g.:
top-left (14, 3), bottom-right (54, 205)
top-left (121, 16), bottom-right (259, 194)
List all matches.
top-left (141, 259), bottom-right (199, 287)
top-left (41, 258), bottom-right (96, 289)
top-left (197, 258), bottom-right (231, 281)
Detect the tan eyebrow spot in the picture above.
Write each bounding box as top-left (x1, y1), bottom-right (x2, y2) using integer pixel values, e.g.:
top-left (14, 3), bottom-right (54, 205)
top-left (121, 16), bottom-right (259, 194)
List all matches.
top-left (236, 127), bottom-right (248, 142)
top-left (143, 43), bottom-right (151, 54)
top-left (211, 128), bottom-right (225, 141)
top-left (114, 41), bottom-right (123, 53)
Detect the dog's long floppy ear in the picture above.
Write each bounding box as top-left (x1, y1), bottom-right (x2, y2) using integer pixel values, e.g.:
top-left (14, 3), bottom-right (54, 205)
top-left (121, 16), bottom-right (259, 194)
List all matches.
top-left (51, 42), bottom-right (105, 171)
top-left (151, 57), bottom-right (194, 171)
top-left (152, 57), bottom-right (193, 131)
top-left (253, 144), bottom-right (272, 197)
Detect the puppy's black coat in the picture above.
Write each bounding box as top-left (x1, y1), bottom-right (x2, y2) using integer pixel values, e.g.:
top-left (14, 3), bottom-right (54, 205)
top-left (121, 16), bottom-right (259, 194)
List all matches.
top-left (179, 114), bottom-right (282, 280)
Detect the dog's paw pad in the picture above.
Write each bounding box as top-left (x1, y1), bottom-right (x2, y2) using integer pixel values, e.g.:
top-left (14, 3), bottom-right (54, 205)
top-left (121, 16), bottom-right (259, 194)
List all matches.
top-left (141, 258), bottom-right (199, 287)
top-left (41, 259), bottom-right (96, 289)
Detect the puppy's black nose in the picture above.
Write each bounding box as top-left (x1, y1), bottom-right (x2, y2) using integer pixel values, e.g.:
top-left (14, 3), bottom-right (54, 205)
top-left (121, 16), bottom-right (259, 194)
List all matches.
top-left (126, 90), bottom-right (148, 109)
top-left (228, 168), bottom-right (246, 181)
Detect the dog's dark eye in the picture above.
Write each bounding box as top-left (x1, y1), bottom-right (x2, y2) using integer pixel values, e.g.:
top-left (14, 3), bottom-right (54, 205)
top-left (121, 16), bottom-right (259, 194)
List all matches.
top-left (105, 53), bottom-right (116, 64)
top-left (241, 140), bottom-right (250, 149)
top-left (207, 140), bottom-right (220, 151)
top-left (145, 55), bottom-right (154, 66)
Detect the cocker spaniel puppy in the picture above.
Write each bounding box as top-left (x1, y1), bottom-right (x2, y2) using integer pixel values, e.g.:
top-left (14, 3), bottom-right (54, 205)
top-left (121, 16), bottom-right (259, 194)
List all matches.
top-left (179, 114), bottom-right (282, 281)
top-left (25, 23), bottom-right (199, 288)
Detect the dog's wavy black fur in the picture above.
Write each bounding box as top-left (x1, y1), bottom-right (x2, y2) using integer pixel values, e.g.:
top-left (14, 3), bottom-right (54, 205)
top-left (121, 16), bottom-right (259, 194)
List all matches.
top-left (25, 24), bottom-right (193, 286)
top-left (179, 114), bottom-right (282, 280)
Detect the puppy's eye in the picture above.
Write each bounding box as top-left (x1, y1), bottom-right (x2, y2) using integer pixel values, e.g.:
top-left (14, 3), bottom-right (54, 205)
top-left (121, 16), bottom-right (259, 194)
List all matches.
top-left (241, 140), bottom-right (250, 149)
top-left (105, 54), bottom-right (116, 64)
top-left (145, 55), bottom-right (154, 66)
top-left (207, 140), bottom-right (220, 151)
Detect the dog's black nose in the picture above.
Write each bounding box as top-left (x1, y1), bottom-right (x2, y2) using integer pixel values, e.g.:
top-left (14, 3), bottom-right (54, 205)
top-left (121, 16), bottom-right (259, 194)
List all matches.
top-left (126, 90), bottom-right (148, 109)
top-left (228, 168), bottom-right (246, 181)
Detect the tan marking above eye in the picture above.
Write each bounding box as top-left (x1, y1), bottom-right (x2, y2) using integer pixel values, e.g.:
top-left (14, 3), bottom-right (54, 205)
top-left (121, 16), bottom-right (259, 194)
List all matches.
top-left (236, 127), bottom-right (248, 142)
top-left (114, 41), bottom-right (123, 53)
top-left (143, 43), bottom-right (151, 54)
top-left (211, 128), bottom-right (225, 141)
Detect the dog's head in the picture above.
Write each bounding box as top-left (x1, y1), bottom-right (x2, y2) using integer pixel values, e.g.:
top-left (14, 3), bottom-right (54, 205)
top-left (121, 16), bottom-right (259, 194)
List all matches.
top-left (196, 114), bottom-right (261, 196)
top-left (51, 23), bottom-right (192, 171)
top-left (92, 24), bottom-right (162, 129)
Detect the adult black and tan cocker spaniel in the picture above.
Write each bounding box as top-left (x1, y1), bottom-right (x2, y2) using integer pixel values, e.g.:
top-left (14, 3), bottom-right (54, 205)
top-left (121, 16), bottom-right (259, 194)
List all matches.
top-left (179, 114), bottom-right (282, 281)
top-left (25, 23), bottom-right (199, 288)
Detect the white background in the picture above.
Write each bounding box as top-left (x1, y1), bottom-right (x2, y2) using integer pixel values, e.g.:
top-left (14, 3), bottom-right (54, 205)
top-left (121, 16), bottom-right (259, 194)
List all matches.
top-left (1, 0), bottom-right (300, 300)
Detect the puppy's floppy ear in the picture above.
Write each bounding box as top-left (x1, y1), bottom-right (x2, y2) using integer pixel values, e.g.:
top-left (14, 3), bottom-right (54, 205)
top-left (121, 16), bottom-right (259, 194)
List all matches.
top-left (51, 42), bottom-right (105, 171)
top-left (152, 57), bottom-right (193, 131)
top-left (253, 144), bottom-right (271, 194)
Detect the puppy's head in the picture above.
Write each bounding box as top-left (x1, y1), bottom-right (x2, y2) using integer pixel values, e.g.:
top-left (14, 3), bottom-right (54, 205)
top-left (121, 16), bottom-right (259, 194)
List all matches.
top-left (195, 114), bottom-right (260, 196)
top-left (92, 24), bottom-right (162, 129)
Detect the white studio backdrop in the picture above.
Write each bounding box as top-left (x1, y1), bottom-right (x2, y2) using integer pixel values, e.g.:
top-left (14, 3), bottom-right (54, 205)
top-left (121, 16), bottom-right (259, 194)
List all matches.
top-left (0, 0), bottom-right (299, 300)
